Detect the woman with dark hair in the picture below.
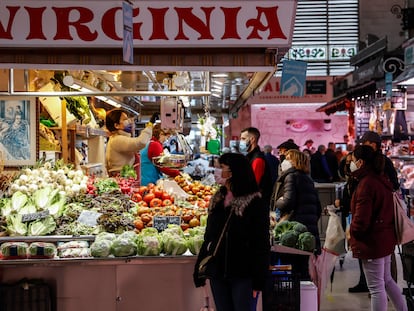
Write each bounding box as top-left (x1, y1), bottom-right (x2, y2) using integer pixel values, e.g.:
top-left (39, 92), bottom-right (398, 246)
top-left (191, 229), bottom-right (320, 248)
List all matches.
top-left (349, 144), bottom-right (407, 311)
top-left (193, 152), bottom-right (270, 311)
top-left (105, 109), bottom-right (153, 176)
top-left (140, 124), bottom-right (180, 186)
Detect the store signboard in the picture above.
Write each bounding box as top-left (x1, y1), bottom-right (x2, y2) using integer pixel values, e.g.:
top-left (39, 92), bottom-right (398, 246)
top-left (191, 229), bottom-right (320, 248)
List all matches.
top-left (0, 0), bottom-right (297, 48)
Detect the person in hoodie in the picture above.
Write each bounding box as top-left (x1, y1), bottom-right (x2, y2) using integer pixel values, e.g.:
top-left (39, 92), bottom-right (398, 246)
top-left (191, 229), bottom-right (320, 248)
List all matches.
top-left (193, 152), bottom-right (270, 311)
top-left (348, 144), bottom-right (407, 311)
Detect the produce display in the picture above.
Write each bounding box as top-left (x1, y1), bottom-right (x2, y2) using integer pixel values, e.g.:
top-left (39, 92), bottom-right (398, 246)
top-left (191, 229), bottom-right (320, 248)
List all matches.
top-left (0, 160), bottom-right (215, 260)
top-left (273, 220), bottom-right (316, 252)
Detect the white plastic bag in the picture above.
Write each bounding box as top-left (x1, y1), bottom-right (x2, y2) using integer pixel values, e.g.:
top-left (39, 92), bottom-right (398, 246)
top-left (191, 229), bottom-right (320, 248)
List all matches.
top-left (324, 210), bottom-right (345, 254)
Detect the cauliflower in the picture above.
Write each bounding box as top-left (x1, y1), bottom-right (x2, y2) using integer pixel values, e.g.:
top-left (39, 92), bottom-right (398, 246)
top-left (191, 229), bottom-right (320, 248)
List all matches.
top-left (297, 232), bottom-right (316, 252)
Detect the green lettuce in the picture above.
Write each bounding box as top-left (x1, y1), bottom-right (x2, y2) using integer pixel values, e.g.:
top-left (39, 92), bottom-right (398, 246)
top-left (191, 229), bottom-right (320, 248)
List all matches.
top-left (28, 216), bottom-right (56, 236)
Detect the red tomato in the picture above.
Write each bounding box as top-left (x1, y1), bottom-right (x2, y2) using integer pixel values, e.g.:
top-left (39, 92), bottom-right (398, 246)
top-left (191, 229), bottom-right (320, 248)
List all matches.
top-left (161, 191), bottom-right (171, 201)
top-left (143, 193), bottom-right (155, 204)
top-left (131, 193), bottom-right (142, 203)
top-left (138, 186), bottom-right (148, 196)
top-left (150, 198), bottom-right (163, 207)
top-left (147, 183), bottom-right (155, 189)
top-left (162, 199), bottom-right (173, 206)
top-left (153, 187), bottom-right (163, 198)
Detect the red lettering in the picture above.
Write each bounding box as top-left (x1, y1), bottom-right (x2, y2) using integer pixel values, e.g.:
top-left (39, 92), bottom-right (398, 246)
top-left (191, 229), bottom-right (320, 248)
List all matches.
top-left (25, 7), bottom-right (47, 40)
top-left (148, 7), bottom-right (168, 40)
top-left (0, 6), bottom-right (19, 39)
top-left (102, 7), bottom-right (122, 41)
top-left (220, 7), bottom-right (241, 39)
top-left (263, 82), bottom-right (273, 92)
top-left (132, 8), bottom-right (143, 40)
top-left (246, 6), bottom-right (287, 40)
top-left (52, 7), bottom-right (98, 41)
top-left (175, 7), bottom-right (214, 40)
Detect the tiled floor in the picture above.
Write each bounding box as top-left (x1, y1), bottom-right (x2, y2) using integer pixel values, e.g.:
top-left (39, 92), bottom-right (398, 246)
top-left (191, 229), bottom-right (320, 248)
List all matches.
top-left (320, 250), bottom-right (409, 311)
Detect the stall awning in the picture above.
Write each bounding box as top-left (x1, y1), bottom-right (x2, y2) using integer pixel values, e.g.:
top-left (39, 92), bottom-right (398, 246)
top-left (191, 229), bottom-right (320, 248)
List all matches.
top-left (394, 65), bottom-right (414, 85)
top-left (316, 95), bottom-right (353, 115)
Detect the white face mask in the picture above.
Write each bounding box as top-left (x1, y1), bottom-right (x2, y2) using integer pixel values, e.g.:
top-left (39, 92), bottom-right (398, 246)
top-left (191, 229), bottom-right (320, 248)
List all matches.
top-left (239, 140), bottom-right (249, 153)
top-left (214, 168), bottom-right (228, 185)
top-left (349, 161), bottom-right (359, 172)
top-left (281, 160), bottom-right (293, 172)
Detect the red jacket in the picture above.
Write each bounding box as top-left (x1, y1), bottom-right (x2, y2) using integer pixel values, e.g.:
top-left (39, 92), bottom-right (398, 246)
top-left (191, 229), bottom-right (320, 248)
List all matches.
top-left (349, 167), bottom-right (397, 259)
top-left (148, 138), bottom-right (180, 178)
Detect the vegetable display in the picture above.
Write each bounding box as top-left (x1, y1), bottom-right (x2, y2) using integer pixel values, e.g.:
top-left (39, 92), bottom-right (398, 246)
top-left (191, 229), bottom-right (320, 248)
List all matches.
top-left (273, 220), bottom-right (316, 252)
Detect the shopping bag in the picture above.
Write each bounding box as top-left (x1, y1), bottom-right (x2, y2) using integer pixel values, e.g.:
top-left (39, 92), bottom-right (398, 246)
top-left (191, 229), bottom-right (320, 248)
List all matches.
top-left (324, 210), bottom-right (345, 254)
top-left (393, 192), bottom-right (414, 245)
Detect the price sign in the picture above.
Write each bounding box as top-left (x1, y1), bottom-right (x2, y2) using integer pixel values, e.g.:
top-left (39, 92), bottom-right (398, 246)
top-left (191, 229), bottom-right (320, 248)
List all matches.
top-left (22, 210), bottom-right (50, 222)
top-left (153, 216), bottom-right (181, 232)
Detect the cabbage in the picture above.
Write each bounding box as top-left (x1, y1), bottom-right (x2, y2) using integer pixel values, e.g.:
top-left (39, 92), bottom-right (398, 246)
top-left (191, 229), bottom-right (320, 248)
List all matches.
top-left (137, 235), bottom-right (162, 256)
top-left (6, 214), bottom-right (27, 236)
top-left (11, 191), bottom-right (29, 212)
top-left (187, 234), bottom-right (204, 255)
top-left (28, 216), bottom-right (56, 236)
top-left (111, 236), bottom-right (137, 257)
top-left (162, 234), bottom-right (188, 255)
top-left (90, 239), bottom-right (112, 257)
top-left (95, 232), bottom-right (117, 242)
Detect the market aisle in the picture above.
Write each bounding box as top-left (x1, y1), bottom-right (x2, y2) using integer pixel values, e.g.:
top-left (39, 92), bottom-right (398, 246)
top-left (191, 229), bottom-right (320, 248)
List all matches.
top-left (320, 250), bottom-right (406, 311)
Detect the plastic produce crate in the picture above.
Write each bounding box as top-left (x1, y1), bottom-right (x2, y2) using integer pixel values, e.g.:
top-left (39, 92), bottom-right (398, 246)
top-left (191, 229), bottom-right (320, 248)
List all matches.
top-left (265, 268), bottom-right (300, 311)
top-left (0, 279), bottom-right (53, 311)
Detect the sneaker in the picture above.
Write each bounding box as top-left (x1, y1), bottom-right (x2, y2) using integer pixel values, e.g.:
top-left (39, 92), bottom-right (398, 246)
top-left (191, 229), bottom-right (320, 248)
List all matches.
top-left (348, 283), bottom-right (369, 293)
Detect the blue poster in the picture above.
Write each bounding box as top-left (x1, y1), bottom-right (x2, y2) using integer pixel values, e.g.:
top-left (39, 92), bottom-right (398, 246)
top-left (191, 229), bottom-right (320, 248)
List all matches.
top-left (123, 1), bottom-right (133, 64)
top-left (280, 60), bottom-right (307, 96)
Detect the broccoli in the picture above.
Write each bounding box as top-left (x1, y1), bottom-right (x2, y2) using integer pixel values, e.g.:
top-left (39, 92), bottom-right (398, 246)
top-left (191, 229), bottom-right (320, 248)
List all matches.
top-left (273, 220), bottom-right (295, 241)
top-left (297, 232), bottom-right (316, 252)
top-left (291, 222), bottom-right (308, 234)
top-left (279, 231), bottom-right (300, 248)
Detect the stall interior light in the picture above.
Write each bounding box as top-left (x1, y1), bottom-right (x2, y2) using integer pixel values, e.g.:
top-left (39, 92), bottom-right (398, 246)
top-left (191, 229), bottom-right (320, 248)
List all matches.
top-left (400, 77), bottom-right (414, 85)
top-left (62, 75), bottom-right (122, 108)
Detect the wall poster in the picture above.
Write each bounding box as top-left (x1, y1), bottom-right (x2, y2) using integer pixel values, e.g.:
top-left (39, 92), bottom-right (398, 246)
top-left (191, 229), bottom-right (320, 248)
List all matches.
top-left (0, 97), bottom-right (36, 166)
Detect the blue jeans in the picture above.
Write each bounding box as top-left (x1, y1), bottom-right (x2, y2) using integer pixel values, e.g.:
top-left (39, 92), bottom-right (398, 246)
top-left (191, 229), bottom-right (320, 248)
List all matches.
top-left (210, 277), bottom-right (254, 311)
top-left (362, 254), bottom-right (407, 311)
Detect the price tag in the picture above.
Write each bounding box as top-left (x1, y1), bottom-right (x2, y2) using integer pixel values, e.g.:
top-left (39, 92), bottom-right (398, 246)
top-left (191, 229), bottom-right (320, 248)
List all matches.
top-left (77, 210), bottom-right (102, 227)
top-left (153, 216), bottom-right (181, 231)
top-left (22, 210), bottom-right (50, 222)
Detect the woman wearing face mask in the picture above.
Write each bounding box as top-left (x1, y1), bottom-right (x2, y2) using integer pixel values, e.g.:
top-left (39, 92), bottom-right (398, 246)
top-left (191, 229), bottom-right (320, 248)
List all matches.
top-left (105, 109), bottom-right (153, 177)
top-left (348, 145), bottom-right (407, 311)
top-left (271, 149), bottom-right (322, 279)
top-left (193, 152), bottom-right (270, 311)
top-left (140, 124), bottom-right (180, 186)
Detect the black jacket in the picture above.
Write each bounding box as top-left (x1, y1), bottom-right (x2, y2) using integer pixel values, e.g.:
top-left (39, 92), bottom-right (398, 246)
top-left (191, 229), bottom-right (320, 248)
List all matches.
top-left (273, 168), bottom-right (322, 250)
top-left (193, 187), bottom-right (270, 290)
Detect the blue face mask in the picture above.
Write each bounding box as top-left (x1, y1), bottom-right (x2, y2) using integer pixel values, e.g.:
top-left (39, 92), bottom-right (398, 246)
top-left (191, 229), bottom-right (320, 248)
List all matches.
top-left (123, 123), bottom-right (133, 133)
top-left (239, 140), bottom-right (249, 153)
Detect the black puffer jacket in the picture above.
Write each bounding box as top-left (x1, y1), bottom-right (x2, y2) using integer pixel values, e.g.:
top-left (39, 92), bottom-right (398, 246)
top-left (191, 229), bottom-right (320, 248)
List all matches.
top-left (193, 187), bottom-right (270, 290)
top-left (273, 168), bottom-right (322, 250)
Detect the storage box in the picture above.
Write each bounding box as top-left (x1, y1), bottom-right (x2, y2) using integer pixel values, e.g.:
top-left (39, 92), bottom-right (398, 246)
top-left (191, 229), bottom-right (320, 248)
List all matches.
top-left (300, 281), bottom-right (318, 311)
top-left (264, 268), bottom-right (300, 311)
top-left (0, 279), bottom-right (53, 311)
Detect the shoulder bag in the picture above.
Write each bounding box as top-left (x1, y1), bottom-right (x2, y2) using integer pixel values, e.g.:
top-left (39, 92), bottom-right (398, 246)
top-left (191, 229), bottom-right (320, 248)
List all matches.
top-left (198, 207), bottom-right (234, 278)
top-left (393, 192), bottom-right (414, 245)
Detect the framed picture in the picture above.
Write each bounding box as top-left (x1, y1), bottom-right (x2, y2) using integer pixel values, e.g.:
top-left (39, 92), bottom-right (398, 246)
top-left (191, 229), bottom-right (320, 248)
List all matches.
top-left (0, 97), bottom-right (36, 166)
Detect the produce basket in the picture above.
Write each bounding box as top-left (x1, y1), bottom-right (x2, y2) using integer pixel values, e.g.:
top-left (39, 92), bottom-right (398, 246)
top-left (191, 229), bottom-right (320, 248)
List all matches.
top-left (152, 154), bottom-right (189, 169)
top-left (263, 266), bottom-right (300, 311)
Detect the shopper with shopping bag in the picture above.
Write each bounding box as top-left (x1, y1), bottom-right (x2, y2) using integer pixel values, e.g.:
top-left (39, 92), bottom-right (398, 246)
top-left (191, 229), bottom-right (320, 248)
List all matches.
top-left (347, 145), bottom-right (407, 311)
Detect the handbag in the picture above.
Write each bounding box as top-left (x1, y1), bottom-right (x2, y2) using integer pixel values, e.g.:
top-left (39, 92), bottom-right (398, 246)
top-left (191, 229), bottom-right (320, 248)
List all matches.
top-left (393, 192), bottom-right (414, 245)
top-left (198, 208), bottom-right (234, 278)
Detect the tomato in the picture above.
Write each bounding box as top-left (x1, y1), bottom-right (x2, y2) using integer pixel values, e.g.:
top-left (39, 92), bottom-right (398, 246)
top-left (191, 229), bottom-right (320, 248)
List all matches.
top-left (147, 183), bottom-right (155, 189)
top-left (137, 201), bottom-right (148, 207)
top-left (134, 219), bottom-right (144, 230)
top-left (138, 186), bottom-right (148, 196)
top-left (180, 223), bottom-right (190, 231)
top-left (131, 193), bottom-right (142, 203)
top-left (143, 193), bottom-right (155, 204)
top-left (189, 217), bottom-right (200, 227)
top-left (149, 198), bottom-right (163, 208)
top-left (162, 199), bottom-right (173, 206)
top-left (153, 187), bottom-right (163, 198)
top-left (141, 213), bottom-right (152, 223)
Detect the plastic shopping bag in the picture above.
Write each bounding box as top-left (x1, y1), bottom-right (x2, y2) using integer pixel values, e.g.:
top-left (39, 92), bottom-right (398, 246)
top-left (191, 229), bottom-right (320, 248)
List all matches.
top-left (324, 210), bottom-right (346, 254)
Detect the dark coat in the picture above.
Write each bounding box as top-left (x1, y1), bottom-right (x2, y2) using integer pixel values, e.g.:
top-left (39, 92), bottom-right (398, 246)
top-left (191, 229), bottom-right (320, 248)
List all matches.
top-left (193, 187), bottom-right (270, 291)
top-left (349, 167), bottom-right (397, 259)
top-left (310, 151), bottom-right (332, 183)
top-left (273, 168), bottom-right (322, 250)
